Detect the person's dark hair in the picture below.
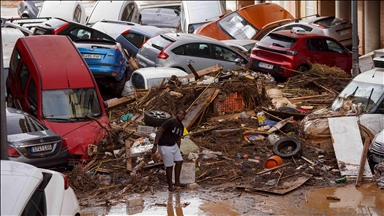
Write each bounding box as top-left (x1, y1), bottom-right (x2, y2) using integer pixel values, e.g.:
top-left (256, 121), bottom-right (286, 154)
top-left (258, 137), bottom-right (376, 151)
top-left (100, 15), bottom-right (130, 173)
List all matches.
top-left (176, 109), bottom-right (186, 115)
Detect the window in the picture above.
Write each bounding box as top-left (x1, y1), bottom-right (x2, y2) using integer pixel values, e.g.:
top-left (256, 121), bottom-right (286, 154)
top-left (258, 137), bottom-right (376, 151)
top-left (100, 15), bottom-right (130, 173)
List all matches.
top-left (172, 46), bottom-right (185, 55)
top-left (212, 45), bottom-right (243, 62)
top-left (184, 43), bottom-right (211, 58)
top-left (261, 33), bottom-right (297, 48)
top-left (307, 39), bottom-right (325, 52)
top-left (10, 49), bottom-right (20, 75)
top-left (70, 28), bottom-right (91, 40)
top-left (73, 5), bottom-right (82, 23)
top-left (21, 189), bottom-right (46, 216)
top-left (131, 73), bottom-right (145, 89)
top-left (325, 39), bottom-right (344, 54)
top-left (122, 3), bottom-right (135, 22)
top-left (19, 63), bottom-right (29, 92)
top-left (7, 112), bottom-right (47, 135)
top-left (123, 33), bottom-right (145, 48)
top-left (28, 79), bottom-right (38, 108)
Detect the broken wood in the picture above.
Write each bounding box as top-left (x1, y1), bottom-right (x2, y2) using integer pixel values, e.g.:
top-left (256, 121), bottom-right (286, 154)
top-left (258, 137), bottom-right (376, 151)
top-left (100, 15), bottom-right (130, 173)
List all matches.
top-left (356, 137), bottom-right (371, 187)
top-left (187, 63), bottom-right (200, 80)
top-left (180, 65), bottom-right (223, 80)
top-left (275, 171), bottom-right (283, 187)
top-left (280, 172), bottom-right (301, 180)
top-left (126, 140), bottom-right (132, 171)
top-left (204, 160), bottom-right (226, 166)
top-left (184, 126), bottom-right (219, 137)
top-left (301, 156), bottom-right (316, 166)
top-left (256, 163), bottom-right (291, 175)
top-left (107, 96), bottom-right (136, 110)
top-left (288, 94), bottom-right (329, 101)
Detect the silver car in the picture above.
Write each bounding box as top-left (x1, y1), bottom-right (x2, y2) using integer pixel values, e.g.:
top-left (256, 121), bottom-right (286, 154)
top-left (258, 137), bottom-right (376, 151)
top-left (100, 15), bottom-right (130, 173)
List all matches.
top-left (136, 33), bottom-right (249, 73)
top-left (6, 107), bottom-right (69, 170)
top-left (270, 16), bottom-right (352, 50)
top-left (17, 0), bottom-right (44, 18)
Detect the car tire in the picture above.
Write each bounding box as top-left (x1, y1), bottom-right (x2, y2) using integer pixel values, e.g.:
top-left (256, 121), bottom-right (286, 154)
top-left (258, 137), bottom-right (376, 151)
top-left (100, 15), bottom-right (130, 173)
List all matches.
top-left (144, 110), bottom-right (171, 127)
top-left (272, 137), bottom-right (302, 158)
top-left (114, 71), bottom-right (127, 97)
top-left (297, 65), bottom-right (309, 72)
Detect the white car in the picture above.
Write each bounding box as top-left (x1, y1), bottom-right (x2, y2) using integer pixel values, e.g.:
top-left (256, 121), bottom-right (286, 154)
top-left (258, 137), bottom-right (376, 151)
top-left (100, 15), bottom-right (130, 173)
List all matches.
top-left (1, 160), bottom-right (80, 216)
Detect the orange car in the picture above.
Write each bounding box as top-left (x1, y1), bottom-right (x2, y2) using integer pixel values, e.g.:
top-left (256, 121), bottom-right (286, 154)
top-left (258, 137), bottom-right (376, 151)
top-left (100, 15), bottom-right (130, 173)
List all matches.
top-left (195, 3), bottom-right (294, 41)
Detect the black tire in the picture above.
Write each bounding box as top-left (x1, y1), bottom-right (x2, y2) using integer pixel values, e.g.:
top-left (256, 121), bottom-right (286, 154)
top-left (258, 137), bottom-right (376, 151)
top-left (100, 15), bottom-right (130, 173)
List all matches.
top-left (113, 72), bottom-right (127, 97)
top-left (144, 110), bottom-right (171, 127)
top-left (272, 137), bottom-right (302, 158)
top-left (297, 65), bottom-right (309, 72)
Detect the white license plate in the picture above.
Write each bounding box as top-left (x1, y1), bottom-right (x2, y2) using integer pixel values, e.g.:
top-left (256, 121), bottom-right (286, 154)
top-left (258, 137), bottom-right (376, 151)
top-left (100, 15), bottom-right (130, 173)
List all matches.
top-left (339, 29), bottom-right (350, 36)
top-left (259, 62), bottom-right (273, 69)
top-left (83, 54), bottom-right (102, 59)
top-left (31, 144), bottom-right (52, 153)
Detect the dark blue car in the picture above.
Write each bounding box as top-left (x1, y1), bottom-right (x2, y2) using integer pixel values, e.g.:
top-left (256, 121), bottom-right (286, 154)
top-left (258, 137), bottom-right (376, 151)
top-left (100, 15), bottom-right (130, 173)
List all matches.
top-left (91, 20), bottom-right (168, 57)
top-left (74, 39), bottom-right (129, 97)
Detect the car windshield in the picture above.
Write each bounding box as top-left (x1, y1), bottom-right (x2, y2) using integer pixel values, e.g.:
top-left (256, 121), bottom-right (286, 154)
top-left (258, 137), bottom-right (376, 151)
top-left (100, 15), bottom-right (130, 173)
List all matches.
top-left (42, 88), bottom-right (102, 121)
top-left (217, 12), bottom-right (258, 40)
top-left (331, 80), bottom-right (384, 113)
top-left (88, 2), bottom-right (123, 25)
top-left (314, 17), bottom-right (348, 28)
top-left (260, 33), bottom-right (297, 48)
top-left (7, 113), bottom-right (46, 135)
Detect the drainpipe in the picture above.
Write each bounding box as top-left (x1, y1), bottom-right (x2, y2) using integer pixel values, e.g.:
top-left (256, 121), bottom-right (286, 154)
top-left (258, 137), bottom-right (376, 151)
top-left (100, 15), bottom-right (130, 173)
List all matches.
top-left (0, 30), bottom-right (9, 160)
top-left (351, 0), bottom-right (359, 77)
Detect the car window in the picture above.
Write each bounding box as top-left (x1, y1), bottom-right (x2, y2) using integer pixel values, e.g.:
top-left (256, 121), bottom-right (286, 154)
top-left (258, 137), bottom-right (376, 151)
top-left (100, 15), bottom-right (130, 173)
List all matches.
top-left (217, 12), bottom-right (258, 40)
top-left (149, 35), bottom-right (173, 51)
top-left (325, 39), bottom-right (344, 54)
top-left (122, 3), bottom-right (135, 22)
top-left (20, 186), bottom-right (45, 216)
top-left (70, 28), bottom-right (91, 40)
top-left (261, 33), bottom-right (297, 48)
top-left (212, 45), bottom-right (244, 62)
top-left (184, 43), bottom-right (211, 58)
top-left (375, 100), bottom-right (384, 114)
top-left (307, 38), bottom-right (325, 52)
top-left (281, 24), bottom-right (313, 32)
top-left (19, 63), bottom-right (29, 92)
top-left (10, 49), bottom-right (20, 75)
top-left (73, 4), bottom-right (82, 23)
top-left (123, 33), bottom-right (145, 48)
top-left (28, 79), bottom-right (38, 108)
top-left (131, 73), bottom-right (145, 89)
top-left (172, 46), bottom-right (185, 55)
top-left (314, 17), bottom-right (348, 28)
top-left (141, 8), bottom-right (158, 13)
top-left (7, 112), bottom-right (46, 135)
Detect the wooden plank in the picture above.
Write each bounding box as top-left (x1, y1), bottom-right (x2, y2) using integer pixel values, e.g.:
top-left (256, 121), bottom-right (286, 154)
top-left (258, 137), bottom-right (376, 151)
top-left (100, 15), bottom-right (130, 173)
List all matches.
top-left (182, 88), bottom-right (218, 130)
top-left (180, 65), bottom-right (222, 80)
top-left (125, 140), bottom-right (132, 171)
top-left (328, 116), bottom-right (372, 178)
top-left (107, 96), bottom-right (135, 110)
top-left (187, 63), bottom-right (200, 80)
top-left (207, 110), bottom-right (256, 122)
top-left (356, 137), bottom-right (371, 187)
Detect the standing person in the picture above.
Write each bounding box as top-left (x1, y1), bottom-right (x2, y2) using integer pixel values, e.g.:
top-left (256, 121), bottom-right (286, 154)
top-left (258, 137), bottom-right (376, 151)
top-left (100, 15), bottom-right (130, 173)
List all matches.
top-left (152, 109), bottom-right (187, 191)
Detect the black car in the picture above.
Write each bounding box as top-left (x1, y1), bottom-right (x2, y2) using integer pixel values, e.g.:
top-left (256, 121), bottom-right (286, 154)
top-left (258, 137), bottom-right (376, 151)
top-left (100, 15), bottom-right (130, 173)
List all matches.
top-left (6, 107), bottom-right (69, 170)
top-left (33, 17), bottom-right (116, 42)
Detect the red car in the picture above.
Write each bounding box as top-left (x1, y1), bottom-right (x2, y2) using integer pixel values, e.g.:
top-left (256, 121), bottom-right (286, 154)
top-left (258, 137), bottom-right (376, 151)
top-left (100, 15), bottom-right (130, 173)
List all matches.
top-left (249, 28), bottom-right (353, 78)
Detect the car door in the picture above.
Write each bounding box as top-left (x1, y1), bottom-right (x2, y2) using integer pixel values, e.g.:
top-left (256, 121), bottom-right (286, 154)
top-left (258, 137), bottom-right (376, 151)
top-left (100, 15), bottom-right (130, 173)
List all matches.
top-left (183, 43), bottom-right (214, 73)
top-left (120, 31), bottom-right (147, 57)
top-left (324, 38), bottom-right (352, 72)
top-left (306, 38), bottom-right (328, 66)
top-left (211, 44), bottom-right (248, 71)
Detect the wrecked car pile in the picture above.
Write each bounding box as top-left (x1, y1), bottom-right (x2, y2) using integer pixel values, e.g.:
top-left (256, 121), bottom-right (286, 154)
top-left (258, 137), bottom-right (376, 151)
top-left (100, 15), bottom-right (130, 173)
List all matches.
top-left (65, 63), bottom-right (384, 207)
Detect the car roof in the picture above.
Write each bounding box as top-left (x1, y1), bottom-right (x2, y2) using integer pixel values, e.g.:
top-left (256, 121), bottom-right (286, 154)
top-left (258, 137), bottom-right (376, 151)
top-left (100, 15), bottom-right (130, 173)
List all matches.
top-left (130, 25), bottom-right (168, 36)
top-left (1, 160), bottom-right (43, 216)
top-left (270, 29), bottom-right (335, 39)
top-left (162, 32), bottom-right (221, 43)
top-left (2, 28), bottom-right (24, 68)
top-left (132, 67), bottom-right (188, 79)
top-left (91, 20), bottom-right (137, 39)
top-left (220, 39), bottom-right (258, 46)
top-left (19, 35), bottom-right (95, 89)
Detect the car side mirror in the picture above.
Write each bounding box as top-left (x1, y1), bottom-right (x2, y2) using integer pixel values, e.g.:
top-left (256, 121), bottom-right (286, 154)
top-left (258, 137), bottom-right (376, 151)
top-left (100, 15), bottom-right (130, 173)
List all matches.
top-left (235, 58), bottom-right (242, 64)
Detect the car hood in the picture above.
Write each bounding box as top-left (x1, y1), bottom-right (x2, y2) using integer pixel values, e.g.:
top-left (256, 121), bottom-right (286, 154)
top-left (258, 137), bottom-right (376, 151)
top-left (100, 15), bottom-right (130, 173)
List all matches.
top-left (42, 117), bottom-right (110, 155)
top-left (195, 21), bottom-right (231, 40)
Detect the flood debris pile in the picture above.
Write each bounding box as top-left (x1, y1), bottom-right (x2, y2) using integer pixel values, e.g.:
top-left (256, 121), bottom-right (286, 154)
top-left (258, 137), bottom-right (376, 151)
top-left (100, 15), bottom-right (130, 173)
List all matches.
top-left (66, 64), bottom-right (380, 207)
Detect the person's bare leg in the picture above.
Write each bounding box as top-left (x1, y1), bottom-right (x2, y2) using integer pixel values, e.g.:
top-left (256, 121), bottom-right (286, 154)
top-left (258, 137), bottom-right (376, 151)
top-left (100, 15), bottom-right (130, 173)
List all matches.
top-left (174, 161), bottom-right (183, 186)
top-left (166, 166), bottom-right (174, 190)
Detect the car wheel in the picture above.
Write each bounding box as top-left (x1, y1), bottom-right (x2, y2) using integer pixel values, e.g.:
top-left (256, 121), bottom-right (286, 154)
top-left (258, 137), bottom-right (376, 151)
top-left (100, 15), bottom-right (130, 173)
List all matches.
top-left (144, 110), bottom-right (171, 127)
top-left (114, 72), bottom-right (127, 97)
top-left (272, 137), bottom-right (302, 158)
top-left (297, 65), bottom-right (309, 72)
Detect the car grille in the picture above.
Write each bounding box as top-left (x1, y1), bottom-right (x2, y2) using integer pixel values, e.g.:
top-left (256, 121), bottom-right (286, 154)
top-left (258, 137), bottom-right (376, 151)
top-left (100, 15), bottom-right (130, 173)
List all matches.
top-left (373, 59), bottom-right (384, 68)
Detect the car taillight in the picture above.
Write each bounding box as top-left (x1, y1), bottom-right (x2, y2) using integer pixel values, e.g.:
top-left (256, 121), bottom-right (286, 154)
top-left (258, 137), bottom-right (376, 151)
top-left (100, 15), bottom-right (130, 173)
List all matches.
top-left (156, 42), bottom-right (173, 59)
top-left (308, 22), bottom-right (326, 29)
top-left (52, 22), bottom-right (70, 34)
top-left (286, 50), bottom-right (298, 56)
top-left (60, 173), bottom-right (69, 190)
top-left (157, 51), bottom-right (169, 59)
top-left (111, 71), bottom-right (118, 76)
top-left (122, 29), bottom-right (130, 35)
top-left (8, 146), bottom-right (21, 157)
top-left (61, 140), bottom-right (68, 151)
top-left (115, 42), bottom-right (122, 51)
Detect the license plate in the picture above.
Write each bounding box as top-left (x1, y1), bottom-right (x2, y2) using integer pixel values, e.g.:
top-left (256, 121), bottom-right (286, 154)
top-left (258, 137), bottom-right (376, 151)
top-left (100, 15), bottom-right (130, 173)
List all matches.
top-left (83, 54), bottom-right (101, 59)
top-left (259, 62), bottom-right (273, 69)
top-left (31, 144), bottom-right (52, 153)
top-left (339, 29), bottom-right (350, 36)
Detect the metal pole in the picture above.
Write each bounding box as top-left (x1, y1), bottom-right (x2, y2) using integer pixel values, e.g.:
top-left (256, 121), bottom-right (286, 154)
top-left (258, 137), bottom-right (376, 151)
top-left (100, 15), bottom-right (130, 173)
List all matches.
top-left (351, 0), bottom-right (359, 78)
top-left (1, 28), bottom-right (10, 160)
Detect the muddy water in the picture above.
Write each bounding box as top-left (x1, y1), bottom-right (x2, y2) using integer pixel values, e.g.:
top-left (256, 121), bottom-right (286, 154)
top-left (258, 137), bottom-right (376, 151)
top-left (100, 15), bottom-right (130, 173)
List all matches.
top-left (80, 183), bottom-right (383, 215)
